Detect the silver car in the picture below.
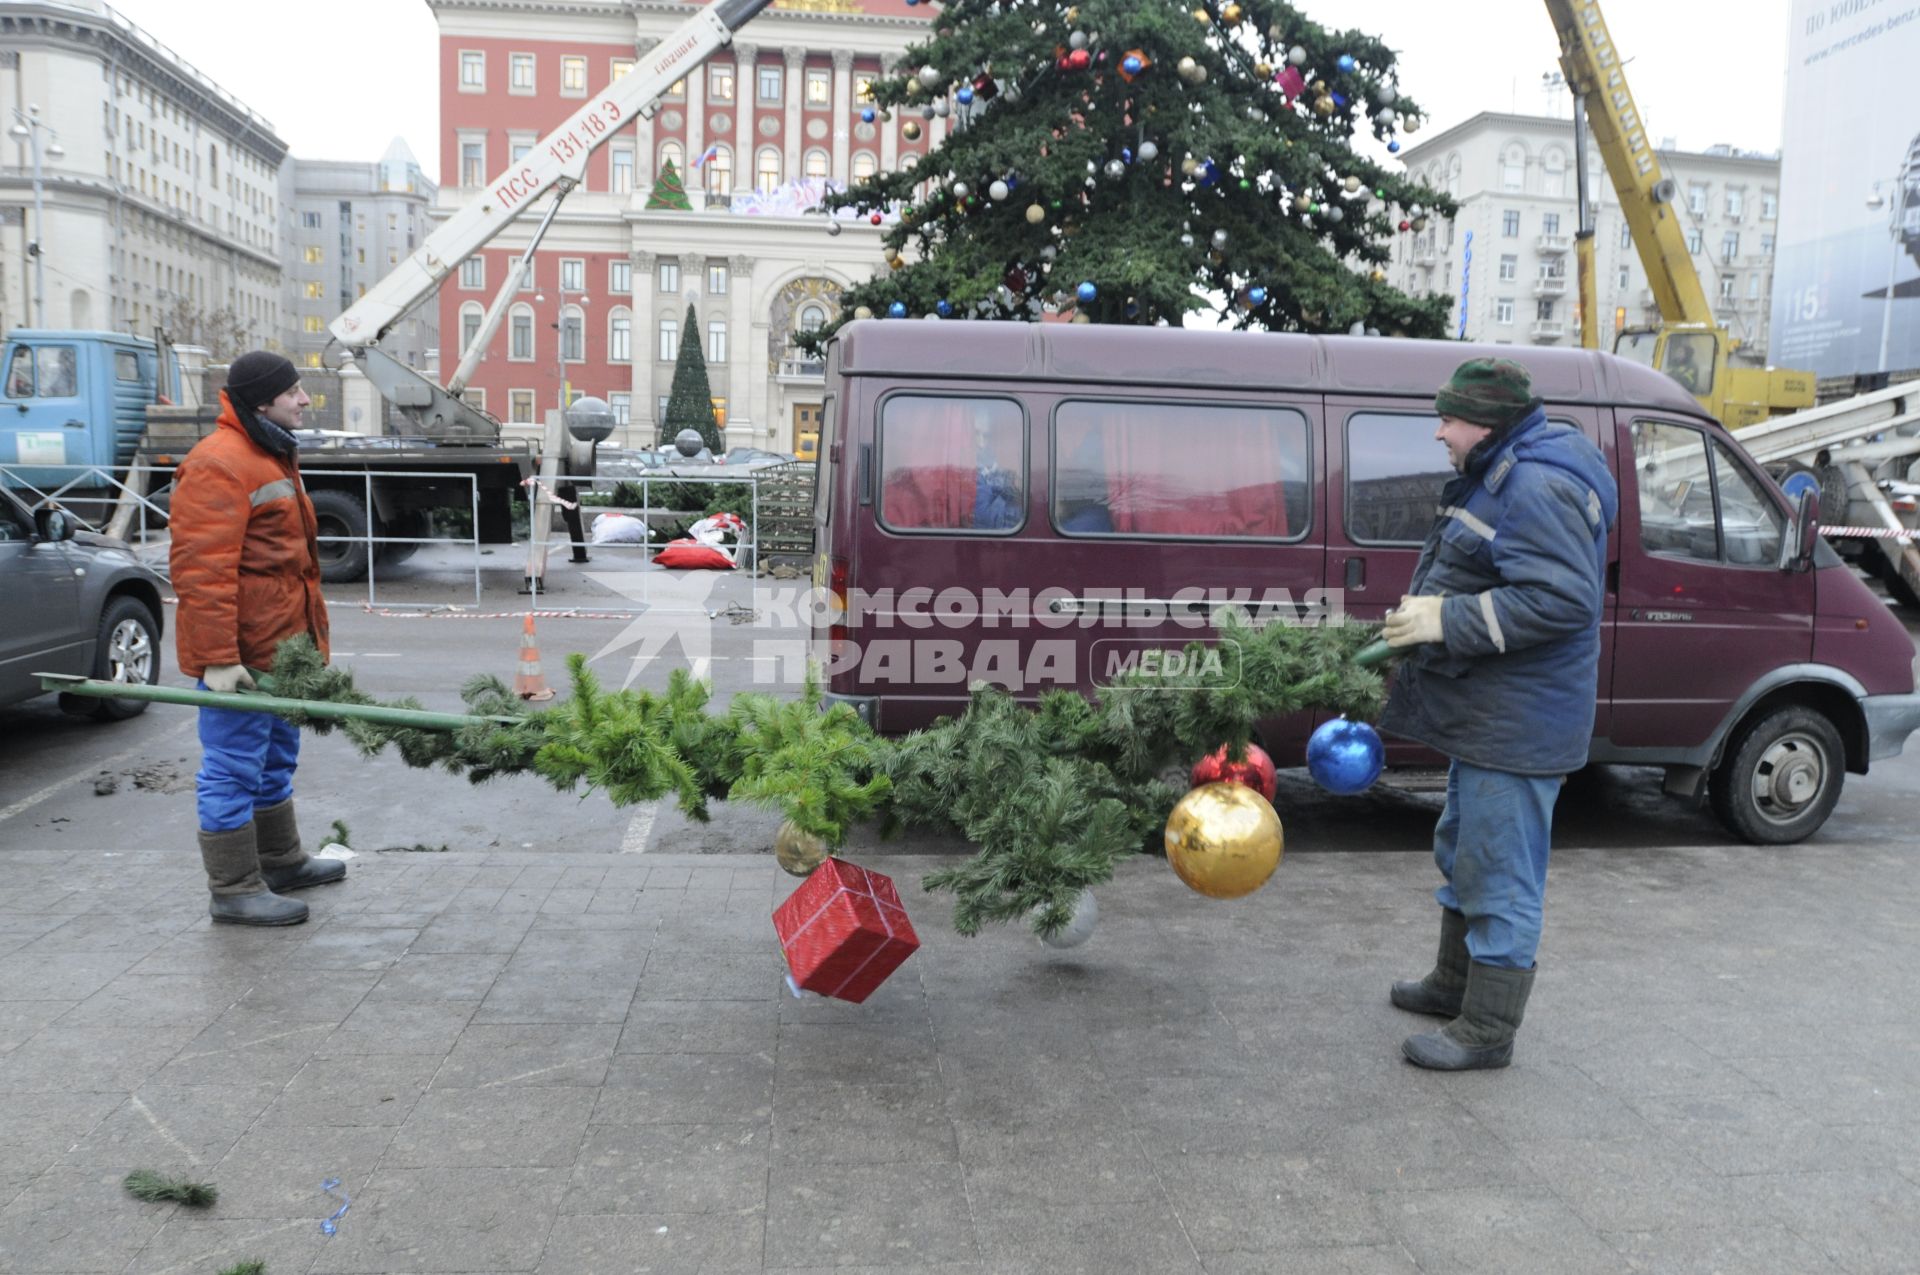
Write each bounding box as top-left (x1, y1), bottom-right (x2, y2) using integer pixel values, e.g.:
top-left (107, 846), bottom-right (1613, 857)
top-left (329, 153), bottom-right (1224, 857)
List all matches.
top-left (0, 488), bottom-right (165, 719)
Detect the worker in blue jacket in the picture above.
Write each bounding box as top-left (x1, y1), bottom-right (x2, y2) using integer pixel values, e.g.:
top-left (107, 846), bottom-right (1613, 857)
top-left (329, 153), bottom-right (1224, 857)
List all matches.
top-left (1379, 358), bottom-right (1619, 1071)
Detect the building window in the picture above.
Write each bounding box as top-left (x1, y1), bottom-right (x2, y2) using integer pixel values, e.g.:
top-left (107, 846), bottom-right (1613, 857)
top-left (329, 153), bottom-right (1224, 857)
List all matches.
top-left (798, 302), bottom-right (827, 333)
top-left (758, 65), bottom-right (783, 103)
top-left (1536, 298), bottom-right (1555, 321)
top-left (560, 258), bottom-right (585, 292)
top-left (304, 245), bottom-right (324, 264)
top-left (708, 319), bottom-right (727, 362)
top-left (561, 56), bottom-right (587, 96)
top-left (611, 58), bottom-right (633, 80)
top-left (1688, 184), bottom-right (1708, 215)
top-left (609, 309), bottom-right (632, 362)
top-left (709, 64), bottom-right (735, 101)
top-left (1498, 255), bottom-right (1516, 281)
top-left (1500, 146), bottom-right (1525, 191)
top-left (707, 262), bottom-right (728, 294)
top-left (460, 302), bottom-right (483, 352)
top-left (659, 317), bottom-right (679, 360)
top-left (510, 389), bottom-right (535, 424)
top-left (1761, 233), bottom-right (1775, 255)
top-left (658, 140), bottom-right (683, 176)
top-left (510, 136), bottom-right (534, 163)
top-left (1618, 265), bottom-right (1630, 289)
top-left (1501, 210), bottom-right (1520, 237)
top-left (305, 352), bottom-right (324, 368)
top-left (1721, 231), bottom-right (1739, 263)
top-left (1620, 223), bottom-right (1633, 249)
top-left (658, 395), bottom-right (670, 423)
top-left (1720, 275), bottom-right (1736, 301)
top-left (461, 388), bottom-right (483, 411)
top-left (609, 260), bottom-right (632, 294)
top-left (806, 67), bottom-right (831, 106)
top-left (461, 139), bottom-right (485, 187)
top-left (1541, 212), bottom-right (1560, 235)
top-left (756, 146), bottom-right (782, 192)
top-left (1726, 188), bottom-right (1744, 219)
top-left (1686, 228), bottom-right (1703, 254)
top-left (853, 151), bottom-right (877, 181)
top-left (1748, 273), bottom-right (1761, 299)
top-left (804, 148), bottom-right (829, 180)
top-left (561, 305), bottom-right (585, 361)
top-left (711, 397), bottom-right (727, 429)
top-left (609, 391), bottom-right (630, 425)
top-left (610, 147), bottom-right (634, 194)
top-left (1495, 297), bottom-right (1514, 324)
top-left (303, 315), bottom-right (325, 333)
top-left (1762, 191), bottom-right (1777, 220)
top-left (705, 145), bottom-right (733, 195)
top-left (300, 210), bottom-right (321, 229)
top-left (509, 305), bottom-right (534, 360)
top-left (664, 77), bottom-right (684, 100)
top-left (855, 74), bottom-right (874, 102)
top-left (459, 50), bottom-right (484, 90)
top-left (658, 260), bottom-right (680, 294)
top-left (509, 52), bottom-right (535, 93)
top-left (304, 280), bottom-right (325, 299)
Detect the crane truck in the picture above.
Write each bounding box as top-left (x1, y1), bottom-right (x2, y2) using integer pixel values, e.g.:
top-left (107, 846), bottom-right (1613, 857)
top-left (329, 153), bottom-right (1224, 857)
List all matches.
top-left (0, 0), bottom-right (773, 582)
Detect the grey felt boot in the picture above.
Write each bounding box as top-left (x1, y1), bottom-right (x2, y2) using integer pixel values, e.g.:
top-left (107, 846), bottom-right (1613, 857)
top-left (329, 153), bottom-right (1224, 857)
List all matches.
top-left (1391, 907), bottom-right (1470, 1017)
top-left (199, 824), bottom-right (308, 926)
top-left (1402, 961), bottom-right (1535, 1071)
top-left (254, 798), bottom-right (346, 893)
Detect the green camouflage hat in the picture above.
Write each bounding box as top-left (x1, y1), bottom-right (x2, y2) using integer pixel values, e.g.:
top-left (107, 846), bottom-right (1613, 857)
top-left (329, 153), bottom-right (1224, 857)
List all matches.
top-left (1435, 358), bottom-right (1538, 428)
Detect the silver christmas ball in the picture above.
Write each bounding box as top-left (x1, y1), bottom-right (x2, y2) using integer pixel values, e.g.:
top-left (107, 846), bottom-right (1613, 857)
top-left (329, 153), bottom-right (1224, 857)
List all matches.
top-left (933, 97), bottom-right (951, 118)
top-left (1138, 140), bottom-right (1159, 163)
top-left (1329, 206), bottom-right (1345, 222)
top-left (1409, 203), bottom-right (1424, 216)
top-left (1375, 106), bottom-right (1396, 125)
top-left (1085, 176), bottom-right (1096, 188)
top-left (1378, 83), bottom-right (1397, 104)
top-left (1104, 158), bottom-right (1125, 179)
top-left (1349, 320), bottom-right (1366, 335)
top-left (1179, 232), bottom-right (1194, 247)
top-left (1068, 29), bottom-right (1089, 50)
top-left (918, 64), bottom-right (942, 89)
top-left (1040, 244), bottom-right (1058, 260)
top-left (989, 179), bottom-right (1010, 201)
top-left (953, 180), bottom-right (970, 198)
top-left (1288, 45), bottom-right (1307, 66)
top-left (921, 104), bottom-right (936, 120)
top-left (1212, 228), bottom-right (1229, 250)
top-left (1034, 887), bottom-right (1099, 949)
top-left (826, 220), bottom-right (842, 236)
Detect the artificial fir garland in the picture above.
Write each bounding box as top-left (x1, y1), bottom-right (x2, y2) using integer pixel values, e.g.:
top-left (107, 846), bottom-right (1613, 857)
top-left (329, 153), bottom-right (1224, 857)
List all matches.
top-left (263, 611), bottom-right (1381, 939)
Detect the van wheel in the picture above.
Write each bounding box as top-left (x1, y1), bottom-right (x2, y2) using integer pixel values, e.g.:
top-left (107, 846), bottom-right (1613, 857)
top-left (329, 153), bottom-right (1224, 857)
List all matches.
top-left (1708, 705), bottom-right (1845, 844)
top-left (308, 489), bottom-right (370, 583)
top-left (66, 596), bottom-right (160, 721)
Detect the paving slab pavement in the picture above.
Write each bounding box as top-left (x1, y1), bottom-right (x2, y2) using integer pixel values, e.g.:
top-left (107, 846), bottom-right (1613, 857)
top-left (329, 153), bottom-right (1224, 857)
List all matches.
top-left (1, 823), bottom-right (1918, 1274)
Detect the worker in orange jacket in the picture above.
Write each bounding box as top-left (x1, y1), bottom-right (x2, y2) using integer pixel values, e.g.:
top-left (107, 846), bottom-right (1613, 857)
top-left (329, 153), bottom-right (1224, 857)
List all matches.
top-left (170, 351), bottom-right (341, 926)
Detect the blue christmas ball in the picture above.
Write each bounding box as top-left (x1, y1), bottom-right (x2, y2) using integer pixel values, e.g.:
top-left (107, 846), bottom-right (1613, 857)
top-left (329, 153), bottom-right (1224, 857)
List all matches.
top-left (958, 86), bottom-right (975, 105)
top-left (1387, 140), bottom-right (1401, 154)
top-left (887, 301), bottom-right (907, 318)
top-left (1077, 281), bottom-right (1098, 303)
top-left (1122, 54), bottom-right (1143, 75)
top-left (862, 107), bottom-right (876, 123)
top-left (1121, 146), bottom-right (1133, 164)
top-left (1248, 286), bottom-right (1268, 305)
top-left (936, 298), bottom-right (954, 317)
top-left (1306, 716), bottom-right (1384, 795)
top-left (1337, 54), bottom-right (1356, 73)
top-left (1331, 91), bottom-right (1348, 110)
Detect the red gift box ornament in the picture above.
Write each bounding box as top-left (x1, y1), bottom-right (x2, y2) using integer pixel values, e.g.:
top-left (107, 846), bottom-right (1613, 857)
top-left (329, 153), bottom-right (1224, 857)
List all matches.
top-left (772, 857), bottom-right (920, 1003)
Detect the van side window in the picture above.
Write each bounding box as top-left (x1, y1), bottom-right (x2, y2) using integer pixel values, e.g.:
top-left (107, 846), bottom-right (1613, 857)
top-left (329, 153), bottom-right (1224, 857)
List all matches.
top-left (115, 351), bottom-right (141, 382)
top-left (35, 347), bottom-right (78, 399)
top-left (1632, 420), bottom-right (1719, 561)
top-left (1709, 436), bottom-right (1784, 566)
top-left (1052, 400), bottom-right (1307, 538)
top-left (1346, 413), bottom-right (1452, 544)
top-left (878, 394), bottom-right (1025, 533)
top-left (4, 345), bottom-right (33, 398)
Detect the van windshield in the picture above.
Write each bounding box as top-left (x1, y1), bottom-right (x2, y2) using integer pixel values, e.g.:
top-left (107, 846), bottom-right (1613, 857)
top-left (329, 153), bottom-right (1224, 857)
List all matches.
top-left (1614, 329), bottom-right (1658, 368)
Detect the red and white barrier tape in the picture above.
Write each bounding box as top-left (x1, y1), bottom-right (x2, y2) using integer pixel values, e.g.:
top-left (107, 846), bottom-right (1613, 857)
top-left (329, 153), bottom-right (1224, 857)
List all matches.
top-left (161, 598), bottom-right (645, 620)
top-left (520, 477), bottom-right (580, 510)
top-left (1821, 525), bottom-right (1920, 541)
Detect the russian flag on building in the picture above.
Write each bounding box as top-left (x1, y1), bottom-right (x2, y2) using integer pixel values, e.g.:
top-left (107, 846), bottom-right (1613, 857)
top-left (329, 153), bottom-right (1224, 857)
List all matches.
top-left (692, 143), bottom-right (720, 169)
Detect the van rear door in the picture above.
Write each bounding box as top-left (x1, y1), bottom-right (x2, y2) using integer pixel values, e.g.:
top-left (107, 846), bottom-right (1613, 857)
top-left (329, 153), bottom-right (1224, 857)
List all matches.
top-left (1608, 413), bottom-right (1812, 749)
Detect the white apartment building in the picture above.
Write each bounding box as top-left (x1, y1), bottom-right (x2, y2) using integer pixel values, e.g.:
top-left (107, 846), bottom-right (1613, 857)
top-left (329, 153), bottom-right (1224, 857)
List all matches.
top-left (1387, 111), bottom-right (1780, 360)
top-left (0, 0), bottom-right (286, 343)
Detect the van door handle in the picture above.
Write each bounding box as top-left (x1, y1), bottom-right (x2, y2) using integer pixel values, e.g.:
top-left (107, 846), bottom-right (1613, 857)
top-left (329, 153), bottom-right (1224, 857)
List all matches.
top-left (857, 443), bottom-right (873, 506)
top-left (65, 419), bottom-right (87, 428)
top-left (1344, 557), bottom-right (1366, 590)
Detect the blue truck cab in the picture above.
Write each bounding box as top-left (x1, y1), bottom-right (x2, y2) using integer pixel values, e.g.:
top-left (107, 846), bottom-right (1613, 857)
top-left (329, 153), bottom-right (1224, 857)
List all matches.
top-left (1, 330), bottom-right (175, 488)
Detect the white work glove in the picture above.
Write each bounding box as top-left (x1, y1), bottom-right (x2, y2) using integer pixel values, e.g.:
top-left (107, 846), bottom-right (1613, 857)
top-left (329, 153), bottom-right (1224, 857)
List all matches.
top-left (1383, 595), bottom-right (1446, 649)
top-left (203, 664), bottom-right (257, 694)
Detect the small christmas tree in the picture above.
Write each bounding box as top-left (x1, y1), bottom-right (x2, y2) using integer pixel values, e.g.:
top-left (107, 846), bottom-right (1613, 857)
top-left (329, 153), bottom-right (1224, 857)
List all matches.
top-left (663, 302), bottom-right (723, 453)
top-left (646, 158), bottom-right (692, 211)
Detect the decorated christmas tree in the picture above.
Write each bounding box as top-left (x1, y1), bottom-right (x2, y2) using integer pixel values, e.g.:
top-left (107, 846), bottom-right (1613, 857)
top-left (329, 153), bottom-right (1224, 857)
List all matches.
top-left (662, 302), bottom-right (723, 453)
top-left (645, 158), bottom-right (693, 211)
top-left (813, 0), bottom-right (1452, 336)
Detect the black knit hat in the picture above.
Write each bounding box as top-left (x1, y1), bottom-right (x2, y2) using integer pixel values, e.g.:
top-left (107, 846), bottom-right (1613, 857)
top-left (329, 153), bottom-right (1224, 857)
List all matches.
top-left (1435, 358), bottom-right (1538, 429)
top-left (225, 351), bottom-right (300, 413)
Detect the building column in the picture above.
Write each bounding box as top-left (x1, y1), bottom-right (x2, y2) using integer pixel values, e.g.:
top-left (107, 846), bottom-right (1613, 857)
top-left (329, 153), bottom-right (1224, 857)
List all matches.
top-left (831, 50), bottom-right (853, 184)
top-left (631, 249), bottom-right (656, 443)
top-left (732, 42), bottom-right (757, 201)
top-left (783, 48), bottom-right (806, 188)
top-left (728, 254), bottom-right (756, 444)
top-left (879, 57), bottom-right (902, 174)
top-left (634, 38), bottom-right (658, 199)
top-left (685, 71), bottom-right (706, 210)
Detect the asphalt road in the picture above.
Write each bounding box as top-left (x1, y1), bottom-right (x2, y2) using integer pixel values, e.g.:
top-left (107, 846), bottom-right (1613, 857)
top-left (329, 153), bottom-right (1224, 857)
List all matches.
top-left (4, 546), bottom-right (1918, 863)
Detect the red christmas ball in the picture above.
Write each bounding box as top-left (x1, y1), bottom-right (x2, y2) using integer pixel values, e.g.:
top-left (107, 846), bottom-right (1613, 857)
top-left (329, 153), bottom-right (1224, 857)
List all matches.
top-left (1191, 742), bottom-right (1277, 802)
top-left (1066, 48), bottom-right (1092, 71)
top-left (1398, 219), bottom-right (1411, 231)
top-left (870, 212), bottom-right (884, 225)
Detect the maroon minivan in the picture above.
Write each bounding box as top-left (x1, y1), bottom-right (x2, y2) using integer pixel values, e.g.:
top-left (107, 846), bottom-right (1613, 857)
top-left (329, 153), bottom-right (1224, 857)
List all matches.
top-left (810, 321), bottom-right (1920, 844)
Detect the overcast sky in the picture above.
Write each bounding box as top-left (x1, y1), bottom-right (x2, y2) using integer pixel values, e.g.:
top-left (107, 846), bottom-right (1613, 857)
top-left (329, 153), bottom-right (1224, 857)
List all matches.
top-left (104, 0), bottom-right (1789, 177)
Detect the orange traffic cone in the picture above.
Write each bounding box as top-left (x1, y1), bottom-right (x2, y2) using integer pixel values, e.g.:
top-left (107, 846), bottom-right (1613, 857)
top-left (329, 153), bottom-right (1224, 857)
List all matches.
top-left (514, 613), bottom-right (555, 702)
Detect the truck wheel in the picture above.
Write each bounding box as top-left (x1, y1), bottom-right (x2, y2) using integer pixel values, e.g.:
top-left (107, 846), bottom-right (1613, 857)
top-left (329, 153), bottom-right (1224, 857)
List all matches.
top-left (308, 489), bottom-right (371, 583)
top-left (1865, 551), bottom-right (1920, 611)
top-left (378, 510), bottom-right (428, 565)
top-left (66, 596), bottom-right (160, 721)
top-left (1708, 705), bottom-right (1845, 845)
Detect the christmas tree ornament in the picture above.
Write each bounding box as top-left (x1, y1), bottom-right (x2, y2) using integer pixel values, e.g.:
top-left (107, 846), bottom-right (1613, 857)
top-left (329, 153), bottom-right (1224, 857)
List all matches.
top-left (1077, 280), bottom-right (1098, 302)
top-left (1411, 215), bottom-right (1428, 231)
top-left (1025, 203), bottom-right (1046, 224)
top-left (1138, 140), bottom-right (1159, 162)
top-left (1397, 219), bottom-right (1410, 231)
top-left (1378, 84), bottom-right (1397, 104)
top-left (1348, 319), bottom-right (1366, 335)
top-left (957, 85), bottom-right (975, 105)
top-left (1375, 106), bottom-right (1396, 126)
top-left (774, 819), bottom-right (830, 876)
top-left (888, 300), bottom-right (907, 318)
top-left (1212, 228), bottom-right (1228, 250)
top-left (1181, 154), bottom-right (1201, 175)
top-left (1344, 175), bottom-right (1362, 192)
top-left (1121, 146), bottom-right (1133, 163)
top-left (1033, 887), bottom-right (1099, 948)
top-left (918, 63), bottom-right (942, 89)
top-left (1192, 64), bottom-right (1208, 84)
top-left (1238, 177), bottom-right (1252, 190)
top-left (1247, 285), bottom-right (1268, 306)
top-left (1337, 53), bottom-right (1356, 73)
top-left (989, 178), bottom-right (1009, 201)
top-left (1409, 203), bottom-right (1424, 216)
top-left (773, 858), bottom-right (920, 1003)
top-left (936, 298), bottom-right (954, 317)
top-left (903, 120), bottom-right (922, 141)
top-left (1120, 51), bottom-right (1146, 80)
top-left (1066, 47), bottom-right (1091, 71)
top-left (870, 212), bottom-right (884, 224)
top-left (1068, 29), bottom-right (1089, 50)
top-left (1221, 1), bottom-right (1243, 22)
top-left (1329, 206), bottom-right (1344, 222)
top-left (1191, 6), bottom-right (1209, 21)
top-left (1387, 140), bottom-right (1401, 154)
top-left (854, 305), bottom-right (873, 319)
top-left (1191, 741), bottom-right (1277, 799)
top-left (1179, 232), bottom-right (1194, 247)
top-left (1314, 97), bottom-right (1336, 117)
top-left (1275, 66), bottom-right (1305, 101)
top-left (1104, 158), bottom-right (1125, 179)
top-left (1164, 782), bottom-right (1284, 900)
top-left (1288, 45), bottom-right (1307, 65)
top-left (862, 107), bottom-right (876, 123)
top-left (826, 220), bottom-right (842, 236)
top-left (953, 180), bottom-right (970, 198)
top-left (1369, 267), bottom-right (1388, 282)
top-left (1255, 61), bottom-right (1271, 78)
top-left (1306, 716), bottom-right (1385, 795)
top-left (971, 72), bottom-right (998, 100)
top-left (933, 97), bottom-right (951, 117)
top-left (920, 103), bottom-right (936, 120)
top-left (1177, 55), bottom-right (1198, 81)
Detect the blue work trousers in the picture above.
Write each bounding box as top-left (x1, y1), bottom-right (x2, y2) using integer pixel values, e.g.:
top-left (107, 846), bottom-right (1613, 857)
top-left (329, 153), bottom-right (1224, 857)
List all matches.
top-left (195, 688), bottom-right (301, 833)
top-left (1431, 760), bottom-right (1561, 970)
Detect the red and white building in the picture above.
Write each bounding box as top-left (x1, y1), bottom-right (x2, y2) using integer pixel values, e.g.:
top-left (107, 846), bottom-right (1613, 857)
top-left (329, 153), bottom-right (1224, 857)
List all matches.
top-left (429, 0), bottom-right (937, 452)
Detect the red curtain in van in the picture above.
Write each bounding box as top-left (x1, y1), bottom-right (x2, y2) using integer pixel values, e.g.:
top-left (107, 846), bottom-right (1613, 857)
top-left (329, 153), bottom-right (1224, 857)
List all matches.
top-left (1056, 403), bottom-right (1291, 537)
top-left (880, 398), bottom-right (1023, 530)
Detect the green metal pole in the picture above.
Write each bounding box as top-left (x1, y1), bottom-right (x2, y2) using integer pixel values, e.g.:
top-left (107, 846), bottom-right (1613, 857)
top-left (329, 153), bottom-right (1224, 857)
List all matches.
top-left (37, 674), bottom-right (518, 732)
top-left (1354, 638), bottom-right (1394, 669)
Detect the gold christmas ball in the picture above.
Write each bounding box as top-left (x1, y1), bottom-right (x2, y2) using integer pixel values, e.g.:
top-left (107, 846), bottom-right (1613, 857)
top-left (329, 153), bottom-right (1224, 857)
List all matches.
top-left (903, 120), bottom-right (922, 141)
top-left (1164, 782), bottom-right (1283, 899)
top-left (1192, 7), bottom-right (1209, 22)
top-left (1026, 203), bottom-right (1047, 224)
top-left (1221, 1), bottom-right (1243, 22)
top-left (1177, 55), bottom-right (1198, 78)
top-left (854, 305), bottom-right (873, 319)
top-left (1370, 267), bottom-right (1388, 283)
top-left (1255, 61), bottom-right (1272, 78)
top-left (1314, 97), bottom-right (1336, 117)
top-left (774, 819), bottom-right (830, 877)
top-left (1066, 5), bottom-right (1078, 19)
top-left (1181, 155), bottom-right (1201, 175)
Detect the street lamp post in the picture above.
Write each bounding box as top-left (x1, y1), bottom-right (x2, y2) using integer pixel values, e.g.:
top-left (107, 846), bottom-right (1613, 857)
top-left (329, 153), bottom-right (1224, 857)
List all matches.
top-left (534, 271), bottom-right (591, 566)
top-left (1867, 175), bottom-right (1906, 374)
top-left (8, 104), bottom-right (67, 329)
